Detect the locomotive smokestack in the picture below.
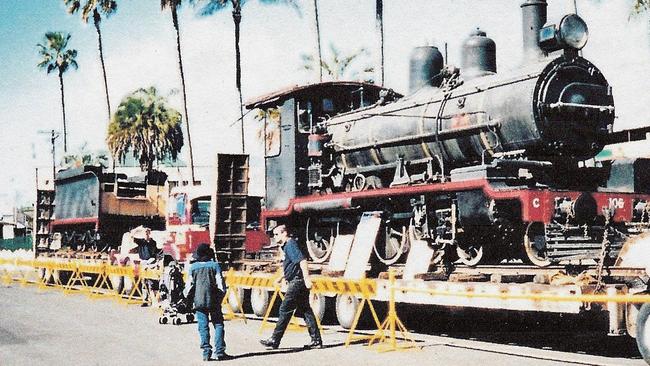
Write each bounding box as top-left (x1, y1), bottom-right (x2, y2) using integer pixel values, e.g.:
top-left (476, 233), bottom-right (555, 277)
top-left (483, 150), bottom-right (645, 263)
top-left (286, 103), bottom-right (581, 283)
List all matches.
top-left (520, 0), bottom-right (547, 60)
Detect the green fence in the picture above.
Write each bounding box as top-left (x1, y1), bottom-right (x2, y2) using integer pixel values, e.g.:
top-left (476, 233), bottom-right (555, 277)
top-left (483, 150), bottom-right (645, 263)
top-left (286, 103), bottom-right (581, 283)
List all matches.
top-left (0, 236), bottom-right (32, 251)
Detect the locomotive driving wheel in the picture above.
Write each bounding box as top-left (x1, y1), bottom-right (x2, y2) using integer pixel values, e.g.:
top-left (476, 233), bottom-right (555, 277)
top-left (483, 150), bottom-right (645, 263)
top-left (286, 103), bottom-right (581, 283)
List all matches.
top-left (456, 243), bottom-right (485, 266)
top-left (374, 220), bottom-right (409, 265)
top-left (305, 218), bottom-right (336, 263)
top-left (523, 222), bottom-right (551, 267)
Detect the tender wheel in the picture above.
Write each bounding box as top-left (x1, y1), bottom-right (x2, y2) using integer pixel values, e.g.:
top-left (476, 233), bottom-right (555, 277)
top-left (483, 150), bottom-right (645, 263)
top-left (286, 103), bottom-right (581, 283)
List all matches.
top-left (523, 222), bottom-right (551, 267)
top-left (637, 303), bottom-right (650, 363)
top-left (335, 294), bottom-right (360, 329)
top-left (309, 292), bottom-right (327, 322)
top-left (227, 287), bottom-right (245, 313)
top-left (250, 288), bottom-right (271, 317)
top-left (374, 220), bottom-right (408, 265)
top-left (305, 217), bottom-right (335, 263)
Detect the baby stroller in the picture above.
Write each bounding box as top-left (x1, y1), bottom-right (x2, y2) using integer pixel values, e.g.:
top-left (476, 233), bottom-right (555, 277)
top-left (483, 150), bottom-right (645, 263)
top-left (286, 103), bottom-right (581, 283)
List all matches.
top-left (158, 256), bottom-right (194, 325)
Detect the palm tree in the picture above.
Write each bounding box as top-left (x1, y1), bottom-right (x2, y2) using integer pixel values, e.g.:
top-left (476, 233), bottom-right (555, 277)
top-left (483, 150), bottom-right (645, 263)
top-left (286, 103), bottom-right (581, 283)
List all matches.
top-left (37, 32), bottom-right (79, 153)
top-left (61, 143), bottom-right (109, 169)
top-left (161, 0), bottom-right (196, 184)
top-left (375, 0), bottom-right (384, 86)
top-left (192, 0), bottom-right (298, 154)
top-left (106, 87), bottom-right (184, 172)
top-left (64, 0), bottom-right (117, 125)
top-left (632, 0), bottom-right (649, 13)
top-left (301, 44), bottom-right (374, 82)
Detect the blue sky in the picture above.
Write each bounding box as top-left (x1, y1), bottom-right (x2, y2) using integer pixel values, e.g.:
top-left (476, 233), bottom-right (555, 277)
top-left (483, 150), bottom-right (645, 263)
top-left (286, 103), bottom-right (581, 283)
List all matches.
top-left (0, 0), bottom-right (649, 208)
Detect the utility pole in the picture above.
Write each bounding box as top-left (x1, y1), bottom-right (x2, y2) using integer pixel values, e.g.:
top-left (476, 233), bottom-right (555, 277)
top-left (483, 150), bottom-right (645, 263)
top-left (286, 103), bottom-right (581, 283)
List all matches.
top-left (37, 130), bottom-right (60, 182)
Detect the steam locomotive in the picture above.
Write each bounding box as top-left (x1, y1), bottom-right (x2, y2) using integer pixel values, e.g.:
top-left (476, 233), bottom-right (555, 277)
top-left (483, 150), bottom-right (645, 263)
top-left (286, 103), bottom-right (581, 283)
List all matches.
top-left (248, 0), bottom-right (650, 269)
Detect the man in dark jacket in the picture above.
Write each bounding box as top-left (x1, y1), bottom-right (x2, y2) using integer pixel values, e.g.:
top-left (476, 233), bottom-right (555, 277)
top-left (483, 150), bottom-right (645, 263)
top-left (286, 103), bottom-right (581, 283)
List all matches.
top-left (187, 243), bottom-right (231, 361)
top-left (260, 225), bottom-right (322, 349)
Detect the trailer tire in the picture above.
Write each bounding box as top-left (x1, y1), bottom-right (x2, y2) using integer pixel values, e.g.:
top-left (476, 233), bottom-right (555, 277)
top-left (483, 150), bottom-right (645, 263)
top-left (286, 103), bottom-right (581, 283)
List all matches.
top-left (637, 303), bottom-right (650, 363)
top-left (227, 287), bottom-right (246, 314)
top-left (309, 292), bottom-right (327, 322)
top-left (336, 294), bottom-right (360, 329)
top-left (251, 288), bottom-right (271, 317)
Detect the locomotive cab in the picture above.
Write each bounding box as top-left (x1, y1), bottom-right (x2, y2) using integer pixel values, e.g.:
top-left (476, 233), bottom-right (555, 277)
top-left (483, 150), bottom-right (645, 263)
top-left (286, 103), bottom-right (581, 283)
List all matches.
top-left (246, 82), bottom-right (401, 211)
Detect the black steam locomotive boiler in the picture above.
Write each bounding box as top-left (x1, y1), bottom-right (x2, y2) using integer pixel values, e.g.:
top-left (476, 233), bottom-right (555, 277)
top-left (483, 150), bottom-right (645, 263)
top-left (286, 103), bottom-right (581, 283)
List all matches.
top-left (248, 0), bottom-right (650, 268)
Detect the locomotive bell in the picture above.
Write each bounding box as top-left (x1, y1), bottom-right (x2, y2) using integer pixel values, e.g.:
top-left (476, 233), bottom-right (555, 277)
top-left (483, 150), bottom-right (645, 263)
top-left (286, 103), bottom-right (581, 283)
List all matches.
top-left (460, 28), bottom-right (496, 80)
top-left (408, 46), bottom-right (444, 93)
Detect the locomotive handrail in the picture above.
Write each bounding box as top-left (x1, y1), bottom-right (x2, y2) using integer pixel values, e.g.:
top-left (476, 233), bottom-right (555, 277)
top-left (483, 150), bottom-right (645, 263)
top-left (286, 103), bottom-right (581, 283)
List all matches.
top-left (547, 101), bottom-right (614, 111)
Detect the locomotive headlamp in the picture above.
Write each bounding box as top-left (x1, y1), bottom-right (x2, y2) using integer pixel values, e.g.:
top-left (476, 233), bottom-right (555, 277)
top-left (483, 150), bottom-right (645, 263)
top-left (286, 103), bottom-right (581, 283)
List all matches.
top-left (539, 14), bottom-right (589, 52)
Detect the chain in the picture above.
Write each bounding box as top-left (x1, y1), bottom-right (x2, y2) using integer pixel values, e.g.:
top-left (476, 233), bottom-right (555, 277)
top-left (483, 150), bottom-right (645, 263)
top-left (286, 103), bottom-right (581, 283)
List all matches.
top-left (595, 208), bottom-right (612, 293)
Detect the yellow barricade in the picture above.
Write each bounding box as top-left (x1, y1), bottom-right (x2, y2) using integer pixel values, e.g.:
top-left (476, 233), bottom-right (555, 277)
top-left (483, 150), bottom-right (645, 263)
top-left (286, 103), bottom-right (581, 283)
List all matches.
top-left (368, 270), bottom-right (418, 352)
top-left (311, 276), bottom-right (382, 347)
top-left (222, 268), bottom-right (248, 323)
top-left (78, 262), bottom-right (111, 299)
top-left (107, 264), bottom-right (144, 304)
top-left (13, 259), bottom-right (40, 286)
top-left (0, 258), bottom-right (15, 284)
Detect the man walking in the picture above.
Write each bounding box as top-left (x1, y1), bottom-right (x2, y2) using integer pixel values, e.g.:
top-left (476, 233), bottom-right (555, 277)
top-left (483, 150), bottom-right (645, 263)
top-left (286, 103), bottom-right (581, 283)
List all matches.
top-left (260, 225), bottom-right (323, 349)
top-left (187, 243), bottom-right (231, 361)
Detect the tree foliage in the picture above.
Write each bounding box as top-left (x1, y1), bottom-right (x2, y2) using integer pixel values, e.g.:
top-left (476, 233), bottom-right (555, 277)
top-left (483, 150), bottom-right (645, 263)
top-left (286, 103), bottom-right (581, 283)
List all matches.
top-left (64, 0), bottom-right (117, 122)
top-left (61, 143), bottom-right (109, 169)
top-left (106, 87), bottom-right (184, 171)
top-left (37, 31), bottom-right (78, 153)
top-left (37, 32), bottom-right (78, 79)
top-left (302, 43), bottom-right (374, 82)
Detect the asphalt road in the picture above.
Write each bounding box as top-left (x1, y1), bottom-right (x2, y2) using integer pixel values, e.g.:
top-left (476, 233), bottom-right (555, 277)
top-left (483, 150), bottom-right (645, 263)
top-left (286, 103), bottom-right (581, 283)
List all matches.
top-left (0, 282), bottom-right (646, 366)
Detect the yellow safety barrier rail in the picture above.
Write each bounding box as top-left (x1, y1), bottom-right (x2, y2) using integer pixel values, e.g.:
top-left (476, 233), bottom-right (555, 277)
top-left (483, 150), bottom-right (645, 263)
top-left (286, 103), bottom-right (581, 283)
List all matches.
top-left (3, 254), bottom-right (650, 354)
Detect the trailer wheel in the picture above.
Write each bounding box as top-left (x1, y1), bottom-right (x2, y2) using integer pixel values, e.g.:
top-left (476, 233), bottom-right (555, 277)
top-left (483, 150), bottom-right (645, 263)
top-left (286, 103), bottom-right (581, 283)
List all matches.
top-left (227, 287), bottom-right (245, 314)
top-left (336, 294), bottom-right (360, 329)
top-left (186, 313), bottom-right (194, 323)
top-left (636, 303), bottom-right (650, 363)
top-left (109, 274), bottom-right (123, 294)
top-left (251, 288), bottom-right (271, 317)
top-left (309, 292), bottom-right (327, 322)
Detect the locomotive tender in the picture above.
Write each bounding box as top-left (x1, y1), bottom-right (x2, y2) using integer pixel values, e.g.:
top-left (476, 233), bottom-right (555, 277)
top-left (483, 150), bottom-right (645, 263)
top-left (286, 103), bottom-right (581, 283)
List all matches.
top-left (249, 0), bottom-right (650, 269)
